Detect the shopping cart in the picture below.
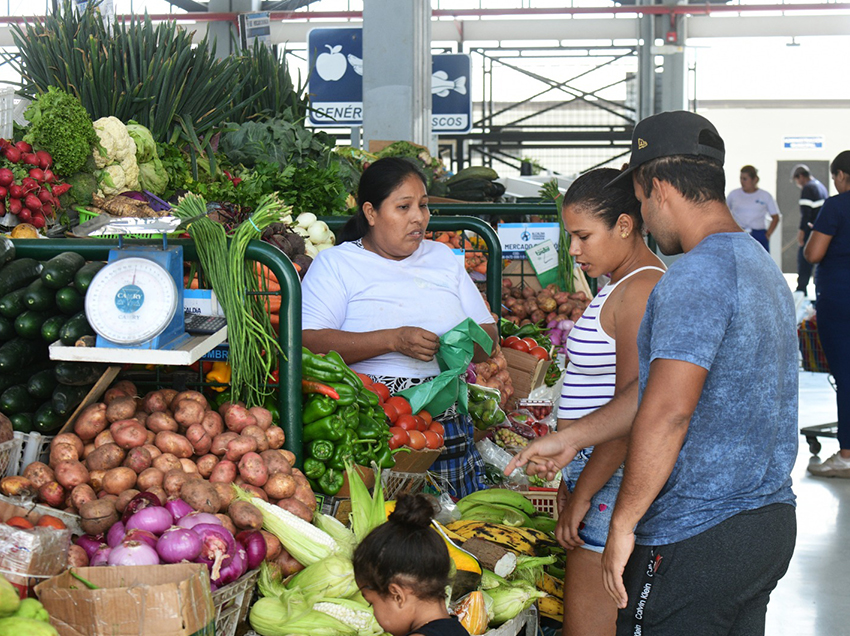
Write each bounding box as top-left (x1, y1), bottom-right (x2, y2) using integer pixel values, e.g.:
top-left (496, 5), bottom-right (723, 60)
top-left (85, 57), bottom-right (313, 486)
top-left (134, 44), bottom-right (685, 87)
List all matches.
top-left (798, 317), bottom-right (838, 455)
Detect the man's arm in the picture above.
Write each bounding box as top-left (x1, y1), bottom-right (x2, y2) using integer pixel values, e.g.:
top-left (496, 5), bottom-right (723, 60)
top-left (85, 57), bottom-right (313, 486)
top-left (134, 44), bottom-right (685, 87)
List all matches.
top-left (804, 230), bottom-right (833, 264)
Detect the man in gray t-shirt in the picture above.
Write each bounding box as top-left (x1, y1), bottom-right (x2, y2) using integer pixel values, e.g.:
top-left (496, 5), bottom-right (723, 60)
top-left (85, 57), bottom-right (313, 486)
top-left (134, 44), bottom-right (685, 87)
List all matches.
top-left (508, 111), bottom-right (797, 636)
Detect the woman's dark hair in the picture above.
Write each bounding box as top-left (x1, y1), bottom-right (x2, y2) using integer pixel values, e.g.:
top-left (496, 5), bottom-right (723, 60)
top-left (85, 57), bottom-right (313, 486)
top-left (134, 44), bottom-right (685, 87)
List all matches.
top-left (740, 165), bottom-right (758, 180)
top-left (830, 151), bottom-right (850, 177)
top-left (563, 168), bottom-right (643, 233)
top-left (338, 157), bottom-right (428, 243)
top-left (353, 494), bottom-right (449, 600)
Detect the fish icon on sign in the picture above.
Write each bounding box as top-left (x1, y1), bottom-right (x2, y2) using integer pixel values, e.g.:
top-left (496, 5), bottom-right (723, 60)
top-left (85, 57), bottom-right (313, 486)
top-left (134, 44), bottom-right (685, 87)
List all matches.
top-left (347, 54), bottom-right (363, 76)
top-left (432, 70), bottom-right (466, 97)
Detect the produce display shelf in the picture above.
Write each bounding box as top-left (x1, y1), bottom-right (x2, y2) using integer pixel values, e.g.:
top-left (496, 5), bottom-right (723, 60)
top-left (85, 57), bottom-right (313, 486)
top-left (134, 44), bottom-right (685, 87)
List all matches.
top-left (48, 327), bottom-right (227, 366)
top-left (5, 432), bottom-right (52, 476)
top-left (212, 570), bottom-right (259, 636)
top-left (522, 488), bottom-right (559, 520)
top-left (0, 438), bottom-right (23, 477)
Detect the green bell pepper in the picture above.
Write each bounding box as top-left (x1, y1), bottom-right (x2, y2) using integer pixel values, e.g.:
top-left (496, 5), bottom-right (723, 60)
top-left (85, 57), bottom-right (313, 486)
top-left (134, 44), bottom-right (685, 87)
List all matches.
top-left (307, 439), bottom-right (334, 462)
top-left (324, 351), bottom-right (364, 391)
top-left (302, 394), bottom-right (338, 424)
top-left (324, 382), bottom-right (358, 407)
top-left (262, 395), bottom-right (280, 425)
top-left (356, 412), bottom-right (386, 441)
top-left (304, 458), bottom-right (327, 480)
top-left (302, 347), bottom-right (345, 383)
top-left (319, 468), bottom-right (344, 496)
top-left (356, 388), bottom-right (380, 409)
top-left (340, 403), bottom-right (360, 429)
top-left (302, 413), bottom-right (345, 443)
top-left (374, 441), bottom-right (397, 470)
top-left (212, 389), bottom-right (232, 410)
top-left (342, 427), bottom-right (358, 446)
top-left (353, 440), bottom-right (377, 466)
top-left (327, 441), bottom-right (354, 471)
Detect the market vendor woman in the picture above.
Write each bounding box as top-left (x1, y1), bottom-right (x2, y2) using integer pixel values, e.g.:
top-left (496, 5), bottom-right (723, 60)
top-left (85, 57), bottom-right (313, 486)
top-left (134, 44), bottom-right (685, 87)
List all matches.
top-left (301, 157), bottom-right (497, 497)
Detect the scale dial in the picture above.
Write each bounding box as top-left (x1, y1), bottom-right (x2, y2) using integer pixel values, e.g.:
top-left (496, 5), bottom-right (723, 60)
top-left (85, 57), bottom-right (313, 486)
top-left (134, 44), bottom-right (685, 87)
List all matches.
top-left (85, 257), bottom-right (179, 345)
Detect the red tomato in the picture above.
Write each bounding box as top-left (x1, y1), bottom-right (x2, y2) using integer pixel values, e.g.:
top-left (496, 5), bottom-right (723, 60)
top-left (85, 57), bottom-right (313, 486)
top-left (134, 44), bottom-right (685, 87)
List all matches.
top-left (388, 427), bottom-right (410, 450)
top-left (396, 414), bottom-right (420, 431)
top-left (371, 382), bottom-right (391, 403)
top-left (509, 340), bottom-right (530, 353)
top-left (356, 373), bottom-right (374, 387)
top-left (381, 402), bottom-right (399, 424)
top-left (407, 430), bottom-right (427, 450)
top-left (428, 421), bottom-right (445, 437)
top-left (422, 431), bottom-right (443, 450)
top-left (6, 516), bottom-right (33, 529)
top-left (413, 415), bottom-right (428, 432)
top-left (386, 396), bottom-right (412, 416)
top-left (503, 336), bottom-right (520, 347)
top-left (529, 346), bottom-right (549, 361)
top-left (521, 337), bottom-right (538, 349)
top-left (416, 410), bottom-right (433, 426)
top-left (36, 515), bottom-right (66, 530)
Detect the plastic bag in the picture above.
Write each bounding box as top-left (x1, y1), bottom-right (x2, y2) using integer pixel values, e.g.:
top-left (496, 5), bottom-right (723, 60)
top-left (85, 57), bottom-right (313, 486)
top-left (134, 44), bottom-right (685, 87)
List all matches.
top-left (434, 492), bottom-right (461, 524)
top-left (468, 383), bottom-right (507, 431)
top-left (475, 438), bottom-right (528, 486)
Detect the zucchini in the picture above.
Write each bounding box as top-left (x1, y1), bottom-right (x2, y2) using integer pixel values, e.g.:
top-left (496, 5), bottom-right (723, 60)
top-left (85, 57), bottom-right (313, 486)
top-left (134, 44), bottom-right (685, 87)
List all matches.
top-left (55, 286), bottom-right (85, 315)
top-left (23, 279), bottom-right (56, 312)
top-left (27, 368), bottom-right (59, 400)
top-left (0, 384), bottom-right (39, 415)
top-left (0, 338), bottom-right (48, 372)
top-left (15, 310), bottom-right (52, 339)
top-left (0, 316), bottom-right (14, 341)
top-left (33, 401), bottom-right (65, 434)
top-left (41, 252), bottom-right (86, 289)
top-left (9, 412), bottom-right (33, 434)
top-left (59, 311), bottom-right (94, 346)
top-left (0, 237), bottom-right (14, 267)
top-left (0, 288), bottom-right (29, 319)
top-left (52, 382), bottom-right (93, 416)
top-left (74, 261), bottom-right (106, 293)
top-left (54, 361), bottom-right (106, 386)
top-left (41, 315), bottom-right (67, 343)
top-left (0, 258), bottom-right (43, 297)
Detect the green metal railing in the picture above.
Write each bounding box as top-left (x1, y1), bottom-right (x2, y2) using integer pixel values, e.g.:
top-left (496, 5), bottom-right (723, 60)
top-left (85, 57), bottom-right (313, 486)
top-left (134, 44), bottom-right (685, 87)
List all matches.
top-left (428, 202), bottom-right (559, 219)
top-left (11, 238), bottom-right (304, 464)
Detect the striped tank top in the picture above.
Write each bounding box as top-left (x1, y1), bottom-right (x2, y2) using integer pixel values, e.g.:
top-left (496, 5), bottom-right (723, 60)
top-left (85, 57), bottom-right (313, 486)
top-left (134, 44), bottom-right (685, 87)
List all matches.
top-left (558, 266), bottom-right (665, 419)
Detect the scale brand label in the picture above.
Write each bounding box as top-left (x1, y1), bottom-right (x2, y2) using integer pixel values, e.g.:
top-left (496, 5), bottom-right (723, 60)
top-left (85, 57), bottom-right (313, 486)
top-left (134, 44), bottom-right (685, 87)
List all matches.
top-left (115, 285), bottom-right (144, 314)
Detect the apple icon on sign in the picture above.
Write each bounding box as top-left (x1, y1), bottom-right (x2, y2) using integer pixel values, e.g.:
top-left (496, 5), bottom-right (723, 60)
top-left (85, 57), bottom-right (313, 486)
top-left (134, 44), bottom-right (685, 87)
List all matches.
top-left (316, 45), bottom-right (347, 82)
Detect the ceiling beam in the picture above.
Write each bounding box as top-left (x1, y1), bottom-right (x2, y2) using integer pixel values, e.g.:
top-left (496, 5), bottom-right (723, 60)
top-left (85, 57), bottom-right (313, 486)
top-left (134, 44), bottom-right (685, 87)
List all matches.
top-left (165, 0), bottom-right (206, 14)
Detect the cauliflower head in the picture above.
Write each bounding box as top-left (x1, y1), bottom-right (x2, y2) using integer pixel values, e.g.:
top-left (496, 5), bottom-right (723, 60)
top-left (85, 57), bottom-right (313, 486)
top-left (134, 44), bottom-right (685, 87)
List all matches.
top-left (96, 164), bottom-right (128, 196)
top-left (92, 116), bottom-right (137, 169)
top-left (120, 154), bottom-right (140, 190)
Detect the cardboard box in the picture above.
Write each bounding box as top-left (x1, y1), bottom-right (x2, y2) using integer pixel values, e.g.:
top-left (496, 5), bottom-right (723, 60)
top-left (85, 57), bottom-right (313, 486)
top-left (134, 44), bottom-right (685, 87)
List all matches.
top-left (390, 448), bottom-right (442, 473)
top-left (336, 464), bottom-right (375, 498)
top-left (36, 564), bottom-right (215, 636)
top-left (501, 347), bottom-right (551, 410)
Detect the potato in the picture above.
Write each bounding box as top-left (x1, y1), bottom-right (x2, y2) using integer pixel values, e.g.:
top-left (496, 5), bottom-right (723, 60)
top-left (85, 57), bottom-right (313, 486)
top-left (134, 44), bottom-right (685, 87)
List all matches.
top-left (155, 432), bottom-right (193, 459)
top-left (264, 472), bottom-right (296, 500)
top-left (54, 460), bottom-right (89, 490)
top-left (123, 447), bottom-right (152, 474)
top-left (23, 462), bottom-right (55, 489)
top-left (98, 493), bottom-right (119, 506)
top-left (224, 404), bottom-right (257, 433)
top-left (94, 430), bottom-right (115, 448)
top-left (70, 483), bottom-right (97, 510)
top-left (88, 469), bottom-right (106, 491)
top-left (79, 499), bottom-right (119, 536)
top-left (0, 476), bottom-right (34, 498)
top-left (74, 403), bottom-right (108, 441)
top-left (241, 425), bottom-right (269, 453)
top-left (142, 390), bottom-right (169, 414)
top-left (142, 444), bottom-right (162, 460)
top-left (210, 432), bottom-right (239, 457)
top-left (228, 500), bottom-right (263, 530)
top-left (293, 481), bottom-right (317, 512)
top-left (248, 406), bottom-right (273, 430)
top-left (225, 435), bottom-right (257, 463)
top-left (276, 497), bottom-right (313, 522)
top-left (181, 480), bottom-right (221, 514)
top-left (160, 388), bottom-right (178, 408)
top-left (145, 430), bottom-right (156, 445)
top-left (237, 452), bottom-right (268, 487)
top-left (173, 390), bottom-right (208, 409)
top-left (260, 530), bottom-right (282, 561)
top-left (265, 426), bottom-right (286, 450)
top-left (209, 460), bottom-right (237, 484)
top-left (145, 486), bottom-right (167, 506)
top-left (38, 481), bottom-right (66, 508)
top-left (180, 458), bottom-right (199, 474)
top-left (111, 422), bottom-right (147, 450)
top-left (259, 450), bottom-right (292, 476)
top-left (242, 484), bottom-right (269, 502)
top-left (134, 412), bottom-right (148, 427)
top-left (106, 396), bottom-right (137, 423)
top-left (111, 380), bottom-right (138, 398)
top-left (174, 400), bottom-right (205, 429)
top-left (152, 453), bottom-right (183, 474)
top-left (115, 488), bottom-right (141, 513)
top-left (49, 443), bottom-right (79, 467)
top-left (275, 548), bottom-right (305, 576)
top-left (212, 482), bottom-right (234, 509)
top-left (215, 514), bottom-right (237, 536)
top-left (200, 411), bottom-right (224, 439)
top-left (136, 467), bottom-right (164, 491)
top-left (109, 418), bottom-right (137, 435)
top-left (83, 443), bottom-right (96, 459)
top-left (67, 544), bottom-right (89, 568)
top-left (164, 469), bottom-right (192, 498)
top-left (102, 467), bottom-right (137, 495)
top-left (280, 449), bottom-right (296, 466)
top-left (102, 387), bottom-right (128, 405)
top-left (186, 424), bottom-right (212, 456)
top-left (85, 443), bottom-right (126, 472)
top-left (51, 433), bottom-right (84, 457)
top-left (196, 454), bottom-right (219, 479)
top-left (146, 411), bottom-right (179, 434)
top-left (218, 401), bottom-right (237, 419)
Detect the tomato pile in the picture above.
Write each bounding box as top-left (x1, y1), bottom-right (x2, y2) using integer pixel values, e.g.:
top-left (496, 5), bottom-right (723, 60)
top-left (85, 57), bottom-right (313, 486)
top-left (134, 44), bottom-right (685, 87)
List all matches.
top-left (501, 335), bottom-right (550, 361)
top-left (5, 514), bottom-right (67, 530)
top-left (0, 140), bottom-right (70, 229)
top-left (361, 377), bottom-right (446, 452)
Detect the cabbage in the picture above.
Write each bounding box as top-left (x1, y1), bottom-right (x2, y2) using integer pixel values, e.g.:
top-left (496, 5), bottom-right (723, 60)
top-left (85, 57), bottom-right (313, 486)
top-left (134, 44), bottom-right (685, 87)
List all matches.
top-left (126, 121), bottom-right (157, 163)
top-left (138, 157), bottom-right (168, 196)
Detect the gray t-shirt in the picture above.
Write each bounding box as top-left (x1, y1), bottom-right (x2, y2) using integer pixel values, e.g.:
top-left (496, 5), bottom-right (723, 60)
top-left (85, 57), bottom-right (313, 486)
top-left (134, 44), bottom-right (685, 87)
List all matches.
top-left (635, 232), bottom-right (797, 545)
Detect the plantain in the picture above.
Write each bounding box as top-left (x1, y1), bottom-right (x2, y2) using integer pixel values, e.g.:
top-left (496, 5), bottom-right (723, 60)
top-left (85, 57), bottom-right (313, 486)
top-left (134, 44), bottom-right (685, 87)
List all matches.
top-left (538, 594), bottom-right (564, 621)
top-left (537, 572), bottom-right (564, 598)
top-left (446, 520), bottom-right (537, 556)
top-left (456, 489), bottom-right (537, 517)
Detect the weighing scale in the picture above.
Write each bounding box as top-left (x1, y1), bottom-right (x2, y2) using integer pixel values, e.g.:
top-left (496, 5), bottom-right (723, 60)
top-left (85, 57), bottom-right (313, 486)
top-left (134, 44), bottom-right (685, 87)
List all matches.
top-left (84, 238), bottom-right (191, 351)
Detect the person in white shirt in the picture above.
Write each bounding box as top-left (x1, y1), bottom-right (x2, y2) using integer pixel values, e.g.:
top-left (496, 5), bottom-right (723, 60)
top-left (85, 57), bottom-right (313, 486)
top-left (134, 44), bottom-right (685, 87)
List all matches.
top-left (726, 165), bottom-right (780, 251)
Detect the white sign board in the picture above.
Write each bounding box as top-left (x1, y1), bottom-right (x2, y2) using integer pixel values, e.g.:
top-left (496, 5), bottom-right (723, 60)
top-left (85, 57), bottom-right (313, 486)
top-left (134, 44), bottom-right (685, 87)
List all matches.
top-left (498, 223), bottom-right (561, 260)
top-left (783, 136), bottom-right (824, 150)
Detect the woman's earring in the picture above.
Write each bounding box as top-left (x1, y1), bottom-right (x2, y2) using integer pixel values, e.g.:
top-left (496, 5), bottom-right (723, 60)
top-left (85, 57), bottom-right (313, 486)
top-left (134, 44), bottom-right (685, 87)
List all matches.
top-left (621, 231), bottom-right (629, 239)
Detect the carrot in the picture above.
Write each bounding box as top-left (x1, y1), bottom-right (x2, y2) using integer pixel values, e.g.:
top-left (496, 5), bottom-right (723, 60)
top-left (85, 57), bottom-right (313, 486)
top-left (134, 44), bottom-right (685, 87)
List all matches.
top-left (253, 263), bottom-right (281, 291)
top-left (435, 233), bottom-right (451, 244)
top-left (474, 262), bottom-right (488, 274)
top-left (258, 294), bottom-right (282, 314)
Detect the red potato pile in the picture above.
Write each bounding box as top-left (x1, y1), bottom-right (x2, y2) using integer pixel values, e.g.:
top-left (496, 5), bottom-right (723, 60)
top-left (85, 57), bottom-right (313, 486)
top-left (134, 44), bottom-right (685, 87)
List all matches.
top-left (9, 381), bottom-right (316, 537)
top-left (472, 347), bottom-right (513, 408)
top-left (501, 280), bottom-right (590, 327)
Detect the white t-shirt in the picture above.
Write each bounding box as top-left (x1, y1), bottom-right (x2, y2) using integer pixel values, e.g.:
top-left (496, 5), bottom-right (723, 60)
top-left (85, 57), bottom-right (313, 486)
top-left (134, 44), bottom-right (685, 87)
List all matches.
top-left (726, 188), bottom-right (780, 231)
top-left (301, 240), bottom-right (494, 378)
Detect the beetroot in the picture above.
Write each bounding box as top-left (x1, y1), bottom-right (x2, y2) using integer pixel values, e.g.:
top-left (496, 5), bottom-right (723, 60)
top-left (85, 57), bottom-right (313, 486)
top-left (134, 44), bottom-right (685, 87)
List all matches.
top-left (31, 214), bottom-right (45, 229)
top-left (15, 140), bottom-right (32, 153)
top-left (8, 198), bottom-right (21, 215)
top-left (38, 189), bottom-right (52, 203)
top-left (9, 184), bottom-right (23, 199)
top-left (24, 194), bottom-right (42, 212)
top-left (3, 146), bottom-right (20, 163)
top-left (22, 153), bottom-right (39, 166)
top-left (17, 208), bottom-right (31, 222)
top-left (0, 168), bottom-right (12, 187)
top-left (36, 150), bottom-right (52, 169)
top-left (29, 168), bottom-right (45, 183)
top-left (43, 169), bottom-right (55, 183)
top-left (21, 177), bottom-right (38, 192)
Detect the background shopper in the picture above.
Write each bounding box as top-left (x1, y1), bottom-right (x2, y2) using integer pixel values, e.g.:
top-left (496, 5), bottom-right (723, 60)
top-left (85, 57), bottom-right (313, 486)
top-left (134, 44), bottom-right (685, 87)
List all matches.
top-left (793, 164), bottom-right (829, 296)
top-left (726, 164), bottom-right (780, 250)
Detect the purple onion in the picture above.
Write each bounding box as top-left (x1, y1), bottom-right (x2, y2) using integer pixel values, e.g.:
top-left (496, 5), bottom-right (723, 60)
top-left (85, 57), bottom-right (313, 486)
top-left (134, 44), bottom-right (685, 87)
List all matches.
top-left (119, 191), bottom-right (147, 201)
top-left (90, 545), bottom-right (112, 566)
top-left (121, 492), bottom-right (163, 523)
top-left (107, 541), bottom-right (160, 567)
top-left (125, 506), bottom-right (173, 536)
top-left (165, 499), bottom-right (193, 521)
top-left (177, 512), bottom-right (222, 530)
top-left (466, 363), bottom-right (476, 384)
top-left (157, 527), bottom-right (202, 564)
top-left (215, 546), bottom-right (245, 586)
top-left (123, 528), bottom-right (159, 549)
top-left (193, 523), bottom-right (236, 582)
top-left (76, 535), bottom-right (105, 560)
top-left (106, 521), bottom-right (125, 548)
top-left (235, 530), bottom-right (267, 570)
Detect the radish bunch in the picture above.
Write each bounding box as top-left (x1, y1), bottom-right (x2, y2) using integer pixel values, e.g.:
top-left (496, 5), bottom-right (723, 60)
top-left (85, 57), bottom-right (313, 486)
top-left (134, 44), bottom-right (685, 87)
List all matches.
top-left (0, 139), bottom-right (71, 228)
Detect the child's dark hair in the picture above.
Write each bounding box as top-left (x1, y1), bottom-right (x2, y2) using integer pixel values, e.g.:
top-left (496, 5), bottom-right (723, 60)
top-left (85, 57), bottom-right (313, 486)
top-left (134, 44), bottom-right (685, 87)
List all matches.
top-left (563, 167), bottom-right (643, 233)
top-left (338, 157), bottom-right (428, 243)
top-left (353, 494), bottom-right (449, 600)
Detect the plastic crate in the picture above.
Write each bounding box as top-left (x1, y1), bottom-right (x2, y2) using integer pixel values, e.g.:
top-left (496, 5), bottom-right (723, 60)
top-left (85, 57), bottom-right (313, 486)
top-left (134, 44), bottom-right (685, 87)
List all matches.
top-left (77, 207), bottom-right (180, 240)
top-left (0, 494), bottom-right (83, 535)
top-left (484, 606), bottom-right (538, 636)
top-left (521, 488), bottom-right (559, 520)
top-left (0, 87), bottom-right (14, 140)
top-left (0, 438), bottom-right (23, 478)
top-left (798, 320), bottom-right (830, 373)
top-left (382, 470), bottom-right (429, 500)
top-left (5, 432), bottom-right (53, 477)
top-left (211, 569), bottom-right (258, 636)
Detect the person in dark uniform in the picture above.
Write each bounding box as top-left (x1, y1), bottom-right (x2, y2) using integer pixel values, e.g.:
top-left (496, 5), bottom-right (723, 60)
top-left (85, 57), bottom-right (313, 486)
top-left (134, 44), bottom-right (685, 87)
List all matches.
top-left (793, 164), bottom-right (829, 296)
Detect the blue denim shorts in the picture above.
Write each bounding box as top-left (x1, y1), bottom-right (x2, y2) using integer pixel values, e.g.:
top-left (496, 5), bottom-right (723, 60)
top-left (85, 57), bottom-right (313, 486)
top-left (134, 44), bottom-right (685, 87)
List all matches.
top-left (562, 450), bottom-right (623, 553)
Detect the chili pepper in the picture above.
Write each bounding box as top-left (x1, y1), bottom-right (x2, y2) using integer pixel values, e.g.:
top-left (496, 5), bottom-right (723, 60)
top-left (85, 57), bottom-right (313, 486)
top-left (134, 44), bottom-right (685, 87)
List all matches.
top-left (307, 439), bottom-right (334, 462)
top-left (341, 403), bottom-right (360, 429)
top-left (322, 382), bottom-right (358, 406)
top-left (302, 394), bottom-right (338, 424)
top-left (356, 388), bottom-right (380, 409)
top-left (205, 361), bottom-right (231, 392)
top-left (304, 458), bottom-right (327, 480)
top-left (374, 441), bottom-right (396, 470)
top-left (69, 569), bottom-right (99, 590)
top-left (324, 351), bottom-right (364, 391)
top-left (302, 379), bottom-right (340, 400)
top-left (269, 368), bottom-right (280, 385)
top-left (356, 412), bottom-right (386, 441)
top-left (327, 441), bottom-right (354, 471)
top-left (263, 395), bottom-right (280, 425)
top-left (302, 347), bottom-right (345, 382)
top-left (302, 413), bottom-right (345, 443)
top-left (318, 468), bottom-right (344, 496)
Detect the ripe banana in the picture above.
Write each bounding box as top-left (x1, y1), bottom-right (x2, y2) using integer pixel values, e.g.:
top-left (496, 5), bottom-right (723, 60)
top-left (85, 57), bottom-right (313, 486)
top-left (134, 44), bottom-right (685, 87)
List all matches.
top-left (537, 572), bottom-right (564, 598)
top-left (538, 595), bottom-right (564, 621)
top-left (445, 520), bottom-right (537, 556)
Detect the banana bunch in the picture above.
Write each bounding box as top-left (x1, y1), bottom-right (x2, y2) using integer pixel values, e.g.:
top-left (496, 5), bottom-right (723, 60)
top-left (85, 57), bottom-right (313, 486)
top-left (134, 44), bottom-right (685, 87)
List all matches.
top-left (455, 489), bottom-right (558, 535)
top-left (446, 520), bottom-right (556, 557)
top-left (538, 594), bottom-right (564, 621)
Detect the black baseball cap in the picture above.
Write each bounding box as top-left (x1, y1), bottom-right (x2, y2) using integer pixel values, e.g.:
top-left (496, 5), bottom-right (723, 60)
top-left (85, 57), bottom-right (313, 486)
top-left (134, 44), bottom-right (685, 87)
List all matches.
top-left (607, 111), bottom-right (725, 188)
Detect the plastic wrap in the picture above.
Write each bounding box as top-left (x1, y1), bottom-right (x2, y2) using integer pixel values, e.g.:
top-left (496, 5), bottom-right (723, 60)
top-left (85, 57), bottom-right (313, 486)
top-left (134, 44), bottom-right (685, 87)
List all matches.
top-left (0, 501), bottom-right (70, 596)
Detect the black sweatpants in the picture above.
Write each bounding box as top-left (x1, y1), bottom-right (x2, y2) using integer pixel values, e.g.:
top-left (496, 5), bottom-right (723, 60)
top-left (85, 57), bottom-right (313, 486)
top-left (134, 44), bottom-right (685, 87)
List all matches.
top-left (616, 503), bottom-right (796, 636)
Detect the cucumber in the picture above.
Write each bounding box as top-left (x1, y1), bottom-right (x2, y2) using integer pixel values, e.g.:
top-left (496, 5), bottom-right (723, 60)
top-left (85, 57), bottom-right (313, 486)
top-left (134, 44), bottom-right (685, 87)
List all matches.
top-left (55, 286), bottom-right (85, 315)
top-left (74, 261), bottom-right (106, 293)
top-left (23, 279), bottom-right (56, 312)
top-left (33, 401), bottom-right (64, 434)
top-left (0, 384), bottom-right (39, 415)
top-left (59, 311), bottom-right (94, 346)
top-left (446, 166), bottom-right (499, 185)
top-left (41, 252), bottom-right (86, 289)
top-left (0, 237), bottom-right (14, 267)
top-left (0, 258), bottom-right (43, 297)
top-left (52, 382), bottom-right (93, 416)
top-left (40, 315), bottom-right (67, 343)
top-left (0, 374), bottom-right (16, 394)
top-left (9, 412), bottom-right (33, 434)
top-left (27, 368), bottom-right (59, 400)
top-left (0, 316), bottom-right (14, 341)
top-left (15, 310), bottom-right (52, 339)
top-left (0, 338), bottom-right (48, 372)
top-left (54, 361), bottom-right (106, 386)
top-left (0, 288), bottom-right (29, 319)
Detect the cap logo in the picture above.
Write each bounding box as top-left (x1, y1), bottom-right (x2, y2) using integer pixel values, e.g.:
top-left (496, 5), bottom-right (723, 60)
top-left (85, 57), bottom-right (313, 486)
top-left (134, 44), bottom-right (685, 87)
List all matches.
top-left (637, 138), bottom-right (648, 150)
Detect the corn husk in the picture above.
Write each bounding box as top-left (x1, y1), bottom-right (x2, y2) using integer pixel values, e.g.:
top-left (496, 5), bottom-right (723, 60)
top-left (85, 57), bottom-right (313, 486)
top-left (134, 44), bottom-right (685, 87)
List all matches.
top-left (258, 561), bottom-right (287, 599)
top-left (481, 569), bottom-right (509, 590)
top-left (313, 512), bottom-right (356, 559)
top-left (313, 598), bottom-right (383, 636)
top-left (249, 595), bottom-right (355, 636)
top-left (286, 555), bottom-right (358, 603)
top-left (345, 461), bottom-right (385, 543)
top-left (484, 581), bottom-right (547, 626)
top-left (509, 555), bottom-right (556, 585)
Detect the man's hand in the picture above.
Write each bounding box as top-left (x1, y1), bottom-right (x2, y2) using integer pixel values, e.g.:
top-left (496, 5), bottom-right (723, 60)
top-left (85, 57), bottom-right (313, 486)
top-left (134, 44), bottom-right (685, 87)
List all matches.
top-left (798, 229), bottom-right (805, 247)
top-left (393, 327), bottom-right (440, 361)
top-left (556, 491), bottom-right (590, 550)
top-left (601, 526), bottom-right (636, 609)
top-left (503, 431), bottom-right (579, 479)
